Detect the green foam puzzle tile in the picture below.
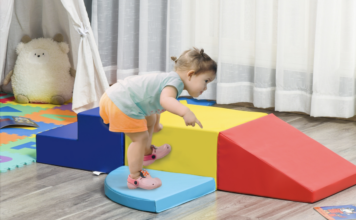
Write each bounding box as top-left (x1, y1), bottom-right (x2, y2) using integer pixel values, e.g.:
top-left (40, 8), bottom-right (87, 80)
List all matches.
top-left (41, 114), bottom-right (76, 121)
top-left (0, 94), bottom-right (14, 99)
top-left (0, 136), bottom-right (36, 159)
top-left (0, 152), bottom-right (35, 173)
top-left (0, 103), bottom-right (44, 116)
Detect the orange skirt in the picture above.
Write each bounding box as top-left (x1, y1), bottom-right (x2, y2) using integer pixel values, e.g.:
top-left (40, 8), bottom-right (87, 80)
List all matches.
top-left (99, 93), bottom-right (147, 133)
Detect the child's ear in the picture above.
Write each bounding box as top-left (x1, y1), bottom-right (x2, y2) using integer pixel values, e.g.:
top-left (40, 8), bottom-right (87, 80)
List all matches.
top-left (187, 70), bottom-right (195, 80)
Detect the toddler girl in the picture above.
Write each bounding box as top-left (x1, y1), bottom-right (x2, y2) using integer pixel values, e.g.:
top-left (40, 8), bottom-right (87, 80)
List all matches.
top-left (99, 48), bottom-right (217, 190)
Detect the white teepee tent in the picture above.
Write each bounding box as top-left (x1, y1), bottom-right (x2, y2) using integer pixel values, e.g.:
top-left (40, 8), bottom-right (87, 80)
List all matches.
top-left (0, 0), bottom-right (109, 113)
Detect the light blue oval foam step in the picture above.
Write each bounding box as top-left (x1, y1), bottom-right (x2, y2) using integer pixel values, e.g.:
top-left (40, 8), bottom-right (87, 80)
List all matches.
top-left (105, 166), bottom-right (216, 213)
top-left (0, 152), bottom-right (36, 173)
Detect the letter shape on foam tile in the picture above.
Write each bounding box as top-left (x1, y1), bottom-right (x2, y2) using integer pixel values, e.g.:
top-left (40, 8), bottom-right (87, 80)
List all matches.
top-left (0, 155), bottom-right (13, 163)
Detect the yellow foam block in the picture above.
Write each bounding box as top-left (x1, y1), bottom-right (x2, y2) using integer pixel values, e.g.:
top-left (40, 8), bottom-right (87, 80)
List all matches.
top-left (125, 102), bottom-right (267, 186)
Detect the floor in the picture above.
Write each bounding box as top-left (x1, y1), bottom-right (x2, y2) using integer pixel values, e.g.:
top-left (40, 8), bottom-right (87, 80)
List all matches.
top-left (1, 104), bottom-right (356, 220)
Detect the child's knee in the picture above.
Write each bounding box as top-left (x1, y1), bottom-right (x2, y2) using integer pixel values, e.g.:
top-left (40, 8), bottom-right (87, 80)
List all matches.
top-left (145, 114), bottom-right (157, 127)
top-left (127, 131), bottom-right (149, 145)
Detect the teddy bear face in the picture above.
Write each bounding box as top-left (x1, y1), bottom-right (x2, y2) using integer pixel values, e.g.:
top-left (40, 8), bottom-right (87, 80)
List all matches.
top-left (28, 49), bottom-right (50, 64)
top-left (16, 38), bottom-right (70, 69)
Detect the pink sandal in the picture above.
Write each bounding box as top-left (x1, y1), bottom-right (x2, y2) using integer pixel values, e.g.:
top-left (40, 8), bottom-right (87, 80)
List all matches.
top-left (127, 169), bottom-right (162, 190)
top-left (143, 144), bottom-right (171, 166)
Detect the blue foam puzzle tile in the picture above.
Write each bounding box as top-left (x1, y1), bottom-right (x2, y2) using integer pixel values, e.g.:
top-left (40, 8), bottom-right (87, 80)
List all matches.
top-left (0, 152), bottom-right (36, 173)
top-left (178, 97), bottom-right (216, 106)
top-left (105, 166), bottom-right (216, 213)
top-left (0, 122), bottom-right (61, 136)
top-left (0, 106), bottom-right (21, 112)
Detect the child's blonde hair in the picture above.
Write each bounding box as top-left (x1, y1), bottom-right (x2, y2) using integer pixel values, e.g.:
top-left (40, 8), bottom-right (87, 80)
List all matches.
top-left (171, 47), bottom-right (217, 75)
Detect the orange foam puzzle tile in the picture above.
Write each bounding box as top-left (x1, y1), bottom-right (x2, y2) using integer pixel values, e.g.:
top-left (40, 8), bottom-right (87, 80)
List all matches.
top-left (0, 133), bottom-right (27, 145)
top-left (23, 109), bottom-right (77, 125)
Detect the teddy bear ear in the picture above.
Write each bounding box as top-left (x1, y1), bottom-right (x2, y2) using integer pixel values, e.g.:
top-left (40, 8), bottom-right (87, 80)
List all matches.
top-left (58, 42), bottom-right (70, 54)
top-left (53, 34), bottom-right (64, 43)
top-left (21, 35), bottom-right (32, 43)
top-left (16, 43), bottom-right (25, 55)
top-left (16, 35), bottom-right (31, 54)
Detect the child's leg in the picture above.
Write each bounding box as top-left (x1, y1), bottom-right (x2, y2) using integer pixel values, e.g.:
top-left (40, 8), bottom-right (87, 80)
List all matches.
top-left (153, 114), bottom-right (163, 133)
top-left (126, 131), bottom-right (149, 179)
top-left (145, 114), bottom-right (157, 155)
top-left (142, 114), bottom-right (172, 166)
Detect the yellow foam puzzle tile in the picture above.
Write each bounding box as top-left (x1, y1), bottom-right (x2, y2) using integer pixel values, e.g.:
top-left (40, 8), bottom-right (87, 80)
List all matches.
top-left (125, 102), bottom-right (267, 187)
top-left (18, 127), bottom-right (37, 130)
top-left (7, 101), bottom-right (58, 109)
top-left (7, 100), bottom-right (72, 109)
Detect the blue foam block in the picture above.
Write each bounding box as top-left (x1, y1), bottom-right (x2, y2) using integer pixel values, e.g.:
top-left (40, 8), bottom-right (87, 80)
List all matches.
top-left (178, 97), bottom-right (216, 106)
top-left (105, 166), bottom-right (216, 213)
top-left (36, 108), bottom-right (125, 173)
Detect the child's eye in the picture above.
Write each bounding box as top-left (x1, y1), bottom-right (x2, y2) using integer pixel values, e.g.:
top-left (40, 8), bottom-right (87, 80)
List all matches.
top-left (205, 80), bottom-right (209, 83)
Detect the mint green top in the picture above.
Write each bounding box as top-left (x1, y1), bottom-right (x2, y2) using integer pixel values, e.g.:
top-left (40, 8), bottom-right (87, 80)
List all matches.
top-left (106, 72), bottom-right (184, 119)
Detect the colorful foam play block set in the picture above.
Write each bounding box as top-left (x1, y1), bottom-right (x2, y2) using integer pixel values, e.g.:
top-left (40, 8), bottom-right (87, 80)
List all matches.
top-left (35, 100), bottom-right (356, 212)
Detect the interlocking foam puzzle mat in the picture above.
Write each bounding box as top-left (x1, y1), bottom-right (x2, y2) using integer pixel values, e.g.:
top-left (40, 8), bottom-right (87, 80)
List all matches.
top-left (0, 93), bottom-right (77, 173)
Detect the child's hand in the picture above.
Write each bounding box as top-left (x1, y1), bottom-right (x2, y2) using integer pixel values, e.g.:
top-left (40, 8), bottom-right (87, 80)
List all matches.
top-left (183, 109), bottom-right (203, 128)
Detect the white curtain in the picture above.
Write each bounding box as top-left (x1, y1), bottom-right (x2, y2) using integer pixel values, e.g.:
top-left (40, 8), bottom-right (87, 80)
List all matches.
top-left (61, 0), bottom-right (109, 113)
top-left (0, 0), bottom-right (109, 113)
top-left (92, 0), bottom-right (356, 118)
top-left (0, 0), bottom-right (14, 84)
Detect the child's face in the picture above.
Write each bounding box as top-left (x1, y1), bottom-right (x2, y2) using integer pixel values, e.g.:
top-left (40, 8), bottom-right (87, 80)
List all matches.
top-left (185, 70), bottom-right (216, 98)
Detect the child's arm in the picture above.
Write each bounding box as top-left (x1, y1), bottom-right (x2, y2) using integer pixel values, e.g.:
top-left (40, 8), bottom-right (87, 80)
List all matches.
top-left (160, 86), bottom-right (203, 128)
